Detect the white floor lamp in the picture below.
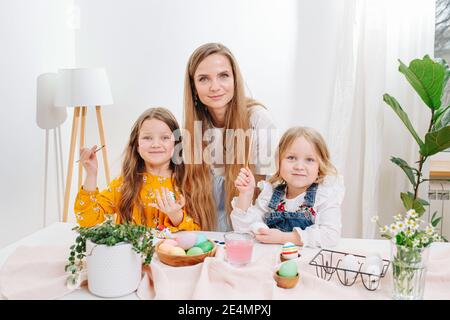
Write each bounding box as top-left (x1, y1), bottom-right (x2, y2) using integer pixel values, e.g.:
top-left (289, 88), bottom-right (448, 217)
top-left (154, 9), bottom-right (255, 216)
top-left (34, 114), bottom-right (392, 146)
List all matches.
top-left (36, 73), bottom-right (67, 227)
top-left (55, 68), bottom-right (114, 223)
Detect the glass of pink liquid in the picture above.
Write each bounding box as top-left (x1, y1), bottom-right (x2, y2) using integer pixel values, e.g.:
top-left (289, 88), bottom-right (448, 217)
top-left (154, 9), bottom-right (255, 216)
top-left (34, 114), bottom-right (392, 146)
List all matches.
top-left (224, 232), bottom-right (255, 266)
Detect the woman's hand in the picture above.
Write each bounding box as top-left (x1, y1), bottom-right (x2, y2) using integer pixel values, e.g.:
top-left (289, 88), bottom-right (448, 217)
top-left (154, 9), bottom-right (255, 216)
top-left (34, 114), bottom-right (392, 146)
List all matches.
top-left (152, 187), bottom-right (185, 226)
top-left (255, 228), bottom-right (303, 246)
top-left (234, 167), bottom-right (256, 195)
top-left (79, 145), bottom-right (98, 177)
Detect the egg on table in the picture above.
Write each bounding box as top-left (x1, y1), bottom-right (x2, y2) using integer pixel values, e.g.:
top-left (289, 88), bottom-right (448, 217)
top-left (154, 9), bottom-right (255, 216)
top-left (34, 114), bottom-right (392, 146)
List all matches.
top-left (162, 239), bottom-right (178, 247)
top-left (278, 260), bottom-right (298, 278)
top-left (168, 246), bottom-right (187, 256)
top-left (363, 254), bottom-right (383, 276)
top-left (195, 233), bottom-right (208, 245)
top-left (186, 247), bottom-right (204, 256)
top-left (281, 242), bottom-right (299, 260)
top-left (341, 254), bottom-right (360, 275)
top-left (158, 243), bottom-right (175, 254)
top-left (174, 233), bottom-right (197, 250)
top-left (195, 240), bottom-right (214, 253)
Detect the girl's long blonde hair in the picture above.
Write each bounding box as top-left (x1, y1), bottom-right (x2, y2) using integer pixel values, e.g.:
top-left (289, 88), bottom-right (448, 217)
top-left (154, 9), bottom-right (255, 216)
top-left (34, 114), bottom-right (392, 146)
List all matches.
top-left (118, 107), bottom-right (186, 225)
top-left (269, 127), bottom-right (337, 186)
top-left (183, 42), bottom-right (259, 230)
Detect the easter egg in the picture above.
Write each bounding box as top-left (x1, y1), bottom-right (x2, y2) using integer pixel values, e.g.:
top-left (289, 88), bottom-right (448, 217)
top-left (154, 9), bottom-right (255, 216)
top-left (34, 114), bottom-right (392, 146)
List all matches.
top-left (158, 243), bottom-right (174, 254)
top-left (196, 233), bottom-right (208, 245)
top-left (162, 239), bottom-right (178, 247)
top-left (281, 242), bottom-right (299, 260)
top-left (341, 254), bottom-right (360, 273)
top-left (195, 240), bottom-right (213, 253)
top-left (363, 264), bottom-right (381, 276)
top-left (278, 260), bottom-right (298, 278)
top-left (168, 246), bottom-right (186, 256)
top-left (175, 233), bottom-right (198, 250)
top-left (363, 254), bottom-right (382, 276)
top-left (186, 247), bottom-right (204, 256)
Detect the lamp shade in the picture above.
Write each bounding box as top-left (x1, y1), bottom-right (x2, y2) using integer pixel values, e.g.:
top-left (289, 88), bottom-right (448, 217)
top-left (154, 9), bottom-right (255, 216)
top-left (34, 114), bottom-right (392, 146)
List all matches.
top-left (54, 68), bottom-right (113, 107)
top-left (36, 73), bottom-right (67, 129)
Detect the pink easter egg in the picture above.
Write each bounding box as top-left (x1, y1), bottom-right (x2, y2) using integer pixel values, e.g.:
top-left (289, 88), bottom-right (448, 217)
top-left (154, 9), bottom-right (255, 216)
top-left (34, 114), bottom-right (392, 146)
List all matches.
top-left (175, 233), bottom-right (198, 250)
top-left (162, 239), bottom-right (178, 247)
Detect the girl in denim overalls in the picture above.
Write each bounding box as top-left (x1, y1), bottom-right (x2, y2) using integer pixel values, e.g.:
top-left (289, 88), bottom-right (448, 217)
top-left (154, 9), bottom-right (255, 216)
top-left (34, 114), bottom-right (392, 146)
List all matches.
top-left (231, 127), bottom-right (345, 248)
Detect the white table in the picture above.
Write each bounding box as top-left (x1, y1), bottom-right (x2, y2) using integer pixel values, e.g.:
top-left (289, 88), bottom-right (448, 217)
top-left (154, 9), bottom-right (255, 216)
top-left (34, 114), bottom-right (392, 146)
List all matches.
top-left (0, 222), bottom-right (448, 299)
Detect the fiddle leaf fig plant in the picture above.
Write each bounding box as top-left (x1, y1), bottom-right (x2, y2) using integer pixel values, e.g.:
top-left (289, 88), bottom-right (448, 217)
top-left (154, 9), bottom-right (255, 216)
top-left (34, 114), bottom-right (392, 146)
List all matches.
top-left (381, 55), bottom-right (450, 243)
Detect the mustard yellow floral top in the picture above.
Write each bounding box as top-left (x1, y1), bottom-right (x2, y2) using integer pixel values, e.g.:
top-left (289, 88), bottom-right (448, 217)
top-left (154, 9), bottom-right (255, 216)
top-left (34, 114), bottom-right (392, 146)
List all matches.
top-left (74, 172), bottom-right (200, 231)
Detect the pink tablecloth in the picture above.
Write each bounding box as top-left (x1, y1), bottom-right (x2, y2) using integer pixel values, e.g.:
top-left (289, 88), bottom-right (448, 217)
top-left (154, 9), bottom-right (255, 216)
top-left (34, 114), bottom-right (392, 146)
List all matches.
top-left (1, 244), bottom-right (450, 299)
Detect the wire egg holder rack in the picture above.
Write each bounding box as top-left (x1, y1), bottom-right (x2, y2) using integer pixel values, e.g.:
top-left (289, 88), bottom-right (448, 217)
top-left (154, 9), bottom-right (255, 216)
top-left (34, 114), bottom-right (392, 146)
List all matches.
top-left (309, 249), bottom-right (391, 291)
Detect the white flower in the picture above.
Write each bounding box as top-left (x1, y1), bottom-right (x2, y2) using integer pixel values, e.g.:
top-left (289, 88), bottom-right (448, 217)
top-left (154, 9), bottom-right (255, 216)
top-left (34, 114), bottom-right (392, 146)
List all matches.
top-left (412, 239), bottom-right (421, 247)
top-left (406, 209), bottom-right (417, 219)
top-left (433, 233), bottom-right (442, 241)
top-left (395, 221), bottom-right (406, 231)
top-left (420, 235), bottom-right (429, 244)
top-left (371, 216), bottom-right (379, 223)
top-left (405, 228), bottom-right (414, 237)
top-left (425, 225), bottom-right (435, 236)
top-left (389, 223), bottom-right (399, 235)
top-left (379, 225), bottom-right (388, 233)
top-left (406, 219), bottom-right (419, 231)
top-left (393, 214), bottom-right (403, 221)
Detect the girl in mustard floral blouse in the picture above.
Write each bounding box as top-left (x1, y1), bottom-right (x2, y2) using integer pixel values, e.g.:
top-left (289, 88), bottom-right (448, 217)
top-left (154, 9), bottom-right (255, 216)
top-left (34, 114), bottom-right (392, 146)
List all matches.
top-left (74, 107), bottom-right (200, 231)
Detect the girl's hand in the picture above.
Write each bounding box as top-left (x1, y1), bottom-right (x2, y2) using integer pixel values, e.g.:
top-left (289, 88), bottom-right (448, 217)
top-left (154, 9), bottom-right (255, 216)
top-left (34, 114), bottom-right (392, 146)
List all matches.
top-left (255, 228), bottom-right (303, 246)
top-left (79, 145), bottom-right (98, 177)
top-left (152, 187), bottom-right (185, 222)
top-left (234, 167), bottom-right (256, 195)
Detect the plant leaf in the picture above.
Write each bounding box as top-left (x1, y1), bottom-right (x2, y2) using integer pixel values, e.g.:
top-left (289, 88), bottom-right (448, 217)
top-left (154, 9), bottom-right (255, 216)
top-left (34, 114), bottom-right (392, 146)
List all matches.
top-left (432, 216), bottom-right (442, 227)
top-left (401, 192), bottom-right (414, 210)
top-left (434, 105), bottom-right (450, 131)
top-left (420, 125), bottom-right (450, 156)
top-left (398, 55), bottom-right (449, 110)
top-left (415, 196), bottom-right (429, 206)
top-left (383, 94), bottom-right (424, 147)
top-left (390, 157), bottom-right (417, 187)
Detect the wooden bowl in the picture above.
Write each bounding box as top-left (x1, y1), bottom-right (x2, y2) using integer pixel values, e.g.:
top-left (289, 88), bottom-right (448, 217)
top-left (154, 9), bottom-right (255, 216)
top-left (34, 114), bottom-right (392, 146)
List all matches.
top-left (155, 240), bottom-right (217, 267)
top-left (280, 253), bottom-right (301, 262)
top-left (273, 271), bottom-right (299, 289)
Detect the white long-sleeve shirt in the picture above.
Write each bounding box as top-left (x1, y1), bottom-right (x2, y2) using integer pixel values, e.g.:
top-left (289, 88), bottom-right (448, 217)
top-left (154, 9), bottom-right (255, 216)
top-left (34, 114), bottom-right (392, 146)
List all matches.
top-left (230, 175), bottom-right (345, 248)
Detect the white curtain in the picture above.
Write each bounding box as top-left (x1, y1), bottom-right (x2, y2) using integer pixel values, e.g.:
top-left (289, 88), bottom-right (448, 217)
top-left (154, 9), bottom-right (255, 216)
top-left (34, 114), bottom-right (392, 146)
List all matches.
top-left (327, 0), bottom-right (436, 238)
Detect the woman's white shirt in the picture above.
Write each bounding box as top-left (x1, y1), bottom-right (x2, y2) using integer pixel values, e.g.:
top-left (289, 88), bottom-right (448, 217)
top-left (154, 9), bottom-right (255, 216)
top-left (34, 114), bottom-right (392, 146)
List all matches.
top-left (204, 105), bottom-right (277, 177)
top-left (230, 175), bottom-right (345, 248)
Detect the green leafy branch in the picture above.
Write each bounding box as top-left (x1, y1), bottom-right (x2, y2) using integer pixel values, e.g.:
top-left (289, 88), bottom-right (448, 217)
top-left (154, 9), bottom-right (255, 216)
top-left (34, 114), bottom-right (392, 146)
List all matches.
top-left (65, 216), bottom-right (155, 280)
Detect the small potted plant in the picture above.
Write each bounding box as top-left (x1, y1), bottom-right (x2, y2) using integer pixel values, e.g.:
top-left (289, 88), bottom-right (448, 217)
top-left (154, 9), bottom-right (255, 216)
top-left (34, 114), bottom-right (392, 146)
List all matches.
top-left (65, 215), bottom-right (155, 298)
top-left (374, 55), bottom-right (449, 300)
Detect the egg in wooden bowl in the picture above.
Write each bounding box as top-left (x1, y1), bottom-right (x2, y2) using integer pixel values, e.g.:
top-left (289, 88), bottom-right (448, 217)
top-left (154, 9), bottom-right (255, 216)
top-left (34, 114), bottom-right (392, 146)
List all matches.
top-left (155, 233), bottom-right (217, 267)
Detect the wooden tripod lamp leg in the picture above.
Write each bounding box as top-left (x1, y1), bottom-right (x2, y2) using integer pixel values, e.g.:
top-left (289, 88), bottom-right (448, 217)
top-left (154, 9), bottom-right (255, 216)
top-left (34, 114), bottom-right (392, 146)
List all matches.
top-left (78, 106), bottom-right (87, 189)
top-left (63, 107), bottom-right (81, 222)
top-left (95, 105), bottom-right (111, 184)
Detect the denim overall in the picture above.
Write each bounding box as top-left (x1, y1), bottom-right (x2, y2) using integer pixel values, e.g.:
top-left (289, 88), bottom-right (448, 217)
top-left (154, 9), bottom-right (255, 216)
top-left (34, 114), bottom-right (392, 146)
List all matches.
top-left (265, 183), bottom-right (318, 232)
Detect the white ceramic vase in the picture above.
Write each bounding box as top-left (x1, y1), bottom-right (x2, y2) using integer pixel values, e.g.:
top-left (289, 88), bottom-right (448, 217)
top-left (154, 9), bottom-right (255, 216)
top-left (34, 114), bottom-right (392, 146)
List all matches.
top-left (86, 240), bottom-right (142, 298)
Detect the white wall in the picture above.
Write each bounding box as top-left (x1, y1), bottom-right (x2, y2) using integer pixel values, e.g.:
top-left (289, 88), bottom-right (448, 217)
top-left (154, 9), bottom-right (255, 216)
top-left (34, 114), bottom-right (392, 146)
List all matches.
top-left (0, 0), bottom-right (439, 247)
top-left (71, 0), bottom-right (343, 218)
top-left (0, 0), bottom-right (75, 247)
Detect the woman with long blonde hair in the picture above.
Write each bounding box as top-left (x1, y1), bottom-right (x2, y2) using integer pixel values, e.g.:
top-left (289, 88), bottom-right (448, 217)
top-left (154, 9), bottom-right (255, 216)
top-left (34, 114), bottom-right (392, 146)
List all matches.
top-left (182, 43), bottom-right (276, 231)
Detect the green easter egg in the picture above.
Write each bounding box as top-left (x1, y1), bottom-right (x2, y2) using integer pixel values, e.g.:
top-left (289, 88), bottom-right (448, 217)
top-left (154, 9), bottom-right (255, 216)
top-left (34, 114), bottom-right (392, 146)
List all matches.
top-left (186, 247), bottom-right (204, 256)
top-left (195, 240), bottom-right (213, 253)
top-left (278, 260), bottom-right (298, 277)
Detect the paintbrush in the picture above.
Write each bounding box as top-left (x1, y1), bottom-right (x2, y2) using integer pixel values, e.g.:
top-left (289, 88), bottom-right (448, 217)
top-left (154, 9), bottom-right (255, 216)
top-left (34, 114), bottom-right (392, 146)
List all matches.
top-left (76, 145), bottom-right (105, 163)
top-left (245, 134), bottom-right (253, 168)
